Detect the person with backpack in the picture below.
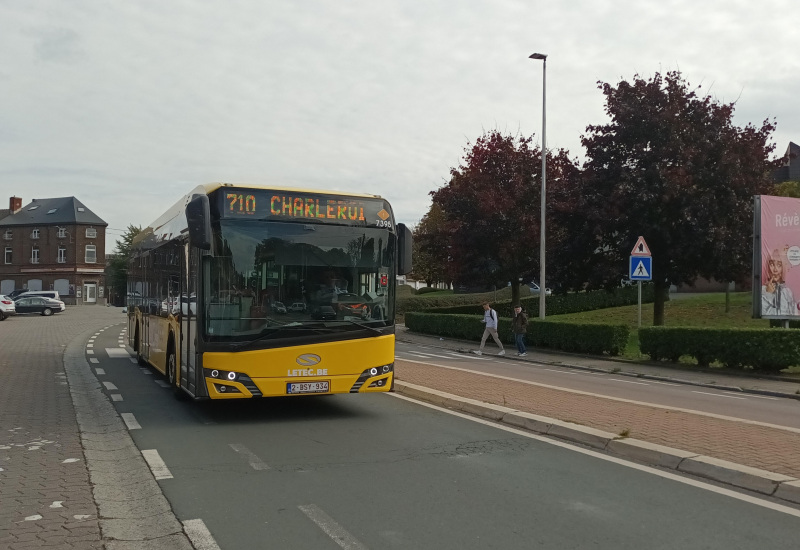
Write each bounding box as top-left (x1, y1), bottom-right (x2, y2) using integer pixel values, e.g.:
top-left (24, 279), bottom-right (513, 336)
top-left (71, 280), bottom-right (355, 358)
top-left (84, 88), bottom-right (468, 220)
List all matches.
top-left (474, 301), bottom-right (505, 356)
top-left (511, 303), bottom-right (528, 357)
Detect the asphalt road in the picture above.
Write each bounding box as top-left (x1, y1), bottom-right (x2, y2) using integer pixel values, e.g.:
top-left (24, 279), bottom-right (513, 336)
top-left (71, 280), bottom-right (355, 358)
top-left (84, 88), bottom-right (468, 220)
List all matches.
top-left (395, 342), bottom-right (800, 431)
top-left (88, 327), bottom-right (800, 549)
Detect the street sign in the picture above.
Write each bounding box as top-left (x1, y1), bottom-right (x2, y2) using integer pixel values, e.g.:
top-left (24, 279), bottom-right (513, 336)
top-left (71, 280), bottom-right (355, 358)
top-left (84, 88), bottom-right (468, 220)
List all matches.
top-left (631, 236), bottom-right (651, 256)
top-left (629, 256), bottom-right (652, 281)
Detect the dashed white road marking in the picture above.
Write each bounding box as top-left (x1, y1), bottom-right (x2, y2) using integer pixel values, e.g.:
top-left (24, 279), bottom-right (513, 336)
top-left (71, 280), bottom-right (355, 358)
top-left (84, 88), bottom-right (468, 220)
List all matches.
top-left (229, 443), bottom-right (270, 470)
top-left (183, 519), bottom-right (221, 550)
top-left (129, 358), bottom-right (138, 364)
top-left (106, 348), bottom-right (131, 358)
top-left (140, 368), bottom-right (152, 375)
top-left (298, 504), bottom-right (369, 550)
top-left (95, 368), bottom-right (105, 375)
top-left (89, 358), bottom-right (99, 364)
top-left (111, 394), bottom-right (123, 402)
top-left (102, 382), bottom-right (118, 391)
top-left (447, 352), bottom-right (488, 361)
top-left (86, 343), bottom-right (93, 348)
top-left (49, 501), bottom-right (63, 508)
top-left (154, 380), bottom-right (170, 388)
top-left (141, 449), bottom-right (173, 480)
top-left (86, 350), bottom-right (94, 355)
top-left (544, 368), bottom-right (581, 375)
top-left (121, 413), bottom-right (141, 430)
top-left (721, 391), bottom-right (778, 401)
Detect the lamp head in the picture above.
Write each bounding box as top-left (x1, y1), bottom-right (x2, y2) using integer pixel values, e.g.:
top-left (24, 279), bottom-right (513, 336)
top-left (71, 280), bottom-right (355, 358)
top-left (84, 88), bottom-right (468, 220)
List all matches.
top-left (529, 53), bottom-right (547, 60)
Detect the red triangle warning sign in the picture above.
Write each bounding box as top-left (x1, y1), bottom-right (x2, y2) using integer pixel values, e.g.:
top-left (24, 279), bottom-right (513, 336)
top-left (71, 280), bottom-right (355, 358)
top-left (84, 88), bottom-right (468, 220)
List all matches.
top-left (631, 236), bottom-right (651, 256)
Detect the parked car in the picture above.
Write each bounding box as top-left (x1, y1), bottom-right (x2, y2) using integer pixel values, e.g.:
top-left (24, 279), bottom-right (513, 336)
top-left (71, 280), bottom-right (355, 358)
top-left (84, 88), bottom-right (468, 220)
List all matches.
top-left (310, 305), bottom-right (337, 320)
top-left (7, 289), bottom-right (28, 299)
top-left (528, 283), bottom-right (552, 296)
top-left (14, 290), bottom-right (61, 301)
top-left (271, 301), bottom-right (288, 314)
top-left (0, 294), bottom-right (16, 320)
top-left (289, 302), bottom-right (307, 313)
top-left (13, 296), bottom-right (65, 316)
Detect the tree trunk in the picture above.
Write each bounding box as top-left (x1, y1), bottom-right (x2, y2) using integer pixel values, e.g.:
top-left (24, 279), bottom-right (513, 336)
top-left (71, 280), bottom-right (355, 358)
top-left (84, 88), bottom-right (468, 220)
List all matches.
top-left (652, 280), bottom-right (668, 326)
top-left (511, 282), bottom-right (520, 306)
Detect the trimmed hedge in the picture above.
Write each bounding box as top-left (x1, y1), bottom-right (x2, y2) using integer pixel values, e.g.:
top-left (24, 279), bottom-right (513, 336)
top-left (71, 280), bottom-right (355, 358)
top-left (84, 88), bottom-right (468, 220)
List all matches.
top-left (639, 326), bottom-right (800, 372)
top-left (405, 312), bottom-right (629, 356)
top-left (403, 285), bottom-right (656, 319)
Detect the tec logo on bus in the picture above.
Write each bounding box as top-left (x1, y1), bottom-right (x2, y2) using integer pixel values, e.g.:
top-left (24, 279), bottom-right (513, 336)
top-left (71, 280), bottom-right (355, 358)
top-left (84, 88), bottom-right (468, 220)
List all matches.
top-left (288, 354), bottom-right (328, 376)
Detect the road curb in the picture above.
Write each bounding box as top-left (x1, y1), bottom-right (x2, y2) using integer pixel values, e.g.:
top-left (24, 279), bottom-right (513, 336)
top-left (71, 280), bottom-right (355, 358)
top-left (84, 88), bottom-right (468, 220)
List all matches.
top-left (395, 381), bottom-right (800, 506)
top-left (63, 323), bottom-right (196, 549)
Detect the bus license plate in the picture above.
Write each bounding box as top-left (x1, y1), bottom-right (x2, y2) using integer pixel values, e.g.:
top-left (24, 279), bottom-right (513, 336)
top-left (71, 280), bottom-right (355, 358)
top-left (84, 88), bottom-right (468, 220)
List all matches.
top-left (286, 381), bottom-right (330, 394)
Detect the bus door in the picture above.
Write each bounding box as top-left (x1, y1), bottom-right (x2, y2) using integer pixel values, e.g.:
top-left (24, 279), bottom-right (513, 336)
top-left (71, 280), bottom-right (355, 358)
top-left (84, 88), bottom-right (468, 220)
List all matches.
top-left (180, 244), bottom-right (201, 396)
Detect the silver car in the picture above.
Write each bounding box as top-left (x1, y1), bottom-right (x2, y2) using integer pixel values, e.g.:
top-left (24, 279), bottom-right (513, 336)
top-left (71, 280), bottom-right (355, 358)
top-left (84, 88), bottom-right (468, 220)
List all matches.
top-left (0, 294), bottom-right (16, 320)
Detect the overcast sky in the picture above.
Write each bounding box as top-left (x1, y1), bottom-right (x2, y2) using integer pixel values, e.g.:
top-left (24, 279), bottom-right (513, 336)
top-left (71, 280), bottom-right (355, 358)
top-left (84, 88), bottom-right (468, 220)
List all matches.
top-left (1, 1), bottom-right (797, 251)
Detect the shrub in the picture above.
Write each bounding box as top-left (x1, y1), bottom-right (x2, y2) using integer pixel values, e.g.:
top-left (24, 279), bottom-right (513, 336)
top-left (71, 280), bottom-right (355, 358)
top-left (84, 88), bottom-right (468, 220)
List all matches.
top-left (405, 312), bottom-right (629, 356)
top-left (639, 326), bottom-right (800, 371)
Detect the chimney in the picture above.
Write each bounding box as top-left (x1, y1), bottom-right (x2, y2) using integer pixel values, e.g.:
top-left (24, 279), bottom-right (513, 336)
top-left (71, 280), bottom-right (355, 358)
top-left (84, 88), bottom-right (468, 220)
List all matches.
top-left (10, 197), bottom-right (22, 214)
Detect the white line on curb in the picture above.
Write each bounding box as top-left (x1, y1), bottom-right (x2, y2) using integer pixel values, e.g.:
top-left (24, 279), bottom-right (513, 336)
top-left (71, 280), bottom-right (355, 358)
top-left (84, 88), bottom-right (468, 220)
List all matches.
top-left (142, 449), bottom-right (173, 480)
top-left (120, 413), bottom-right (141, 430)
top-left (692, 391), bottom-right (746, 400)
top-left (183, 519), bottom-right (221, 550)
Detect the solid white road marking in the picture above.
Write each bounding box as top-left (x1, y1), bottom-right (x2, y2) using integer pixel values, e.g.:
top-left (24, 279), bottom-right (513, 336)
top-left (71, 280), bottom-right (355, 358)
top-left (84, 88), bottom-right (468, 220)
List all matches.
top-left (447, 352), bottom-right (488, 361)
top-left (390, 393), bottom-right (800, 519)
top-left (141, 449), bottom-right (173, 480)
top-left (394, 358), bottom-right (800, 434)
top-left (692, 391), bottom-right (747, 400)
top-left (102, 382), bottom-right (118, 390)
top-left (298, 504), bottom-right (369, 550)
top-left (121, 413), bottom-right (141, 430)
top-left (229, 443), bottom-right (270, 470)
top-left (608, 378), bottom-right (650, 386)
top-left (544, 368), bottom-right (580, 375)
top-left (183, 519), bottom-right (221, 550)
top-left (721, 391), bottom-right (778, 401)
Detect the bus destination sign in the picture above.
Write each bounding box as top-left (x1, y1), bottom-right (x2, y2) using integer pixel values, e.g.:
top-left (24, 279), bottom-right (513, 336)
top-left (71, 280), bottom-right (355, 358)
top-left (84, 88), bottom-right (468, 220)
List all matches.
top-left (220, 189), bottom-right (393, 228)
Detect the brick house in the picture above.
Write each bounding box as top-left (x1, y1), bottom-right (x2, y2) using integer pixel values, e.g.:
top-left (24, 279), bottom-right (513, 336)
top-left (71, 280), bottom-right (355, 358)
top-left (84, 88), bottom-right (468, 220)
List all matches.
top-left (0, 196), bottom-right (108, 305)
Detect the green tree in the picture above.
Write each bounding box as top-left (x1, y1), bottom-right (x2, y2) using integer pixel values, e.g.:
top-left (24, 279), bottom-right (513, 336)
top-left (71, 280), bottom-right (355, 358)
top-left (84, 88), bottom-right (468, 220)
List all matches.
top-left (577, 71), bottom-right (779, 325)
top-left (107, 224), bottom-right (142, 306)
top-left (431, 130), bottom-right (579, 307)
top-left (775, 181), bottom-right (800, 198)
top-left (410, 203), bottom-right (451, 287)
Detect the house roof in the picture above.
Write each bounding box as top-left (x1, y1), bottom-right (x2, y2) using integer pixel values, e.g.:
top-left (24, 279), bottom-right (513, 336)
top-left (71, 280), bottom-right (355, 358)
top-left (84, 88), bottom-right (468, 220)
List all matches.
top-left (0, 197), bottom-right (107, 227)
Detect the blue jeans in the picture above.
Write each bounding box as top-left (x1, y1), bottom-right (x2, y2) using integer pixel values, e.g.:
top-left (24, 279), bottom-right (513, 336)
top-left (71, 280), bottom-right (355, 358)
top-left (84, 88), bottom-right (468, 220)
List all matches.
top-left (515, 333), bottom-right (526, 354)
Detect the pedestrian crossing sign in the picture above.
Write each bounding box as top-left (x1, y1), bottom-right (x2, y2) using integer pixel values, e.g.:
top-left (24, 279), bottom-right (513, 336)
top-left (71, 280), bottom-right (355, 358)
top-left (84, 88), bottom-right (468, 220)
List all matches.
top-left (629, 256), bottom-right (652, 281)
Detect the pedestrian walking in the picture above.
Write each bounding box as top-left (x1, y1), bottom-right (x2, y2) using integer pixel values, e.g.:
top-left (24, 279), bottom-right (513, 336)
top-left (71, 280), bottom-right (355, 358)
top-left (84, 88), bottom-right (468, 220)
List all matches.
top-left (511, 303), bottom-right (528, 356)
top-left (474, 301), bottom-right (505, 355)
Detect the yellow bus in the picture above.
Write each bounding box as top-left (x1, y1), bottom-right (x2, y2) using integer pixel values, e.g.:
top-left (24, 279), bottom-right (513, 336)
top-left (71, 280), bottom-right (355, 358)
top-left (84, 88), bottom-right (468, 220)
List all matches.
top-left (127, 183), bottom-right (412, 400)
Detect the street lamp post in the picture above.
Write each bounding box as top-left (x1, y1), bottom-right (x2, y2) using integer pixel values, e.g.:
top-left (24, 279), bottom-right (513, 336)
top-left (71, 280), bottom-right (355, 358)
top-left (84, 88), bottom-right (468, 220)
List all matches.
top-left (529, 52), bottom-right (547, 319)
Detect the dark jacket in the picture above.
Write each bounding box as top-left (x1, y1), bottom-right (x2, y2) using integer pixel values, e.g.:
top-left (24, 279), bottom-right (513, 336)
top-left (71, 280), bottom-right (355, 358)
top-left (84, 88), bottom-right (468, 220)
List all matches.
top-left (512, 310), bottom-right (528, 334)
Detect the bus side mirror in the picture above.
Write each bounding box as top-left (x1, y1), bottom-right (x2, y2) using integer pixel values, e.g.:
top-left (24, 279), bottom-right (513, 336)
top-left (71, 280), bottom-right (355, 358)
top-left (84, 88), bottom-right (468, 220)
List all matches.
top-left (397, 223), bottom-right (412, 275)
top-left (186, 194), bottom-right (212, 250)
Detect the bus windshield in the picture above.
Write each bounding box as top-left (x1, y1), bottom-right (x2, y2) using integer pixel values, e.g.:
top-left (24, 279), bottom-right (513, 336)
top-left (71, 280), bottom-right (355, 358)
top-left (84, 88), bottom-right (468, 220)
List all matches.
top-left (203, 220), bottom-right (395, 342)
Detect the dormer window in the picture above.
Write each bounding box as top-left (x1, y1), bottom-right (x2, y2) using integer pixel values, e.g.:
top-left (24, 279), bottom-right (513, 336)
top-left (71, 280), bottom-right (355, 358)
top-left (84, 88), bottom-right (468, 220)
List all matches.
top-left (3, 229), bottom-right (11, 240)
top-left (31, 228), bottom-right (40, 239)
top-left (28, 205), bottom-right (39, 211)
top-left (47, 208), bottom-right (58, 214)
top-left (85, 227), bottom-right (97, 238)
top-left (58, 227), bottom-right (66, 238)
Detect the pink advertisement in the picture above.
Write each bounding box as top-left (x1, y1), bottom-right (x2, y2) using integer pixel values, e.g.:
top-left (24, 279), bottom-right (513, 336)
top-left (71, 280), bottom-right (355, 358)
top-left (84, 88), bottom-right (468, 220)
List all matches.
top-left (759, 195), bottom-right (800, 318)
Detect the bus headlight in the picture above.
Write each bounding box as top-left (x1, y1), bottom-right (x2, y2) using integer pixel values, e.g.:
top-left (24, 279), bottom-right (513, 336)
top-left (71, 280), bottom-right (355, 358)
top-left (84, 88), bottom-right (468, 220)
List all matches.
top-left (370, 367), bottom-right (378, 376)
top-left (211, 370), bottom-right (219, 378)
top-left (227, 371), bottom-right (237, 381)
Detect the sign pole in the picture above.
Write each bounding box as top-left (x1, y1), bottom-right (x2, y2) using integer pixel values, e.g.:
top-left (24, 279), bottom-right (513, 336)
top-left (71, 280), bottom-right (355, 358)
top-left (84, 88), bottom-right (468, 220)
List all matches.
top-left (638, 281), bottom-right (642, 328)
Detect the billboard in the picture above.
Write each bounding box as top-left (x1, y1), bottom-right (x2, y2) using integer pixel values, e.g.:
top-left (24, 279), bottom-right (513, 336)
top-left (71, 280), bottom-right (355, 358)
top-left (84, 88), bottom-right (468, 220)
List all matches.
top-left (752, 195), bottom-right (800, 319)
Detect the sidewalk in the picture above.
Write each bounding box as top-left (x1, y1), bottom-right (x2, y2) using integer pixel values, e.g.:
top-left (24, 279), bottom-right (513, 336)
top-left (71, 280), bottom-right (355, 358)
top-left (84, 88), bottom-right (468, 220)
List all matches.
top-left (394, 326), bottom-right (800, 505)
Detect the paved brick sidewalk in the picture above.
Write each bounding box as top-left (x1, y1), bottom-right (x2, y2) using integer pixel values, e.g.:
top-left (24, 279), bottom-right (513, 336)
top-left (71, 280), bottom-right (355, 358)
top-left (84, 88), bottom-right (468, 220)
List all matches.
top-left (0, 306), bottom-right (125, 550)
top-left (395, 359), bottom-right (800, 480)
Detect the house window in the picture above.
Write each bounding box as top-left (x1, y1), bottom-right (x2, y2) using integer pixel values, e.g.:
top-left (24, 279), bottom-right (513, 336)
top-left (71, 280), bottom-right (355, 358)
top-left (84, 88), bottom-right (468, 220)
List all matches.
top-left (3, 229), bottom-right (11, 240)
top-left (58, 246), bottom-right (67, 263)
top-left (4, 247), bottom-right (11, 264)
top-left (31, 247), bottom-right (39, 264)
top-left (31, 228), bottom-right (40, 239)
top-left (58, 227), bottom-right (66, 238)
top-left (85, 227), bottom-right (97, 238)
top-left (85, 244), bottom-right (96, 263)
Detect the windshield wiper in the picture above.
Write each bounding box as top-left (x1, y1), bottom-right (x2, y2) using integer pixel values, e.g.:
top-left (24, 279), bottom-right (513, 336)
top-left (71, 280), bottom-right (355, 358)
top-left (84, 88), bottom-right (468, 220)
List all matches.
top-left (327, 319), bottom-right (384, 335)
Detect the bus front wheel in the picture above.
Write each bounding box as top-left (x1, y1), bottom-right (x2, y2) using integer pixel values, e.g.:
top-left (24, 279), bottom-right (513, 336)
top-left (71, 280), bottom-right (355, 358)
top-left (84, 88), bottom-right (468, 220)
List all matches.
top-left (167, 345), bottom-right (188, 401)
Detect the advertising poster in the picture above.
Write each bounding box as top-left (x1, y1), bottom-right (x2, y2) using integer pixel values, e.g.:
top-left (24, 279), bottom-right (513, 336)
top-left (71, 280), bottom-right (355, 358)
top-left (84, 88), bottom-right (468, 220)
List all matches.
top-left (756, 195), bottom-right (800, 318)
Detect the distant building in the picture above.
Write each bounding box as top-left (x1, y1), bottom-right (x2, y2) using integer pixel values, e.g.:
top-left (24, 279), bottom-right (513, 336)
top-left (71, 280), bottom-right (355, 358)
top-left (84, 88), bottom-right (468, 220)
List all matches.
top-left (773, 141), bottom-right (800, 183)
top-left (0, 196), bottom-right (108, 305)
